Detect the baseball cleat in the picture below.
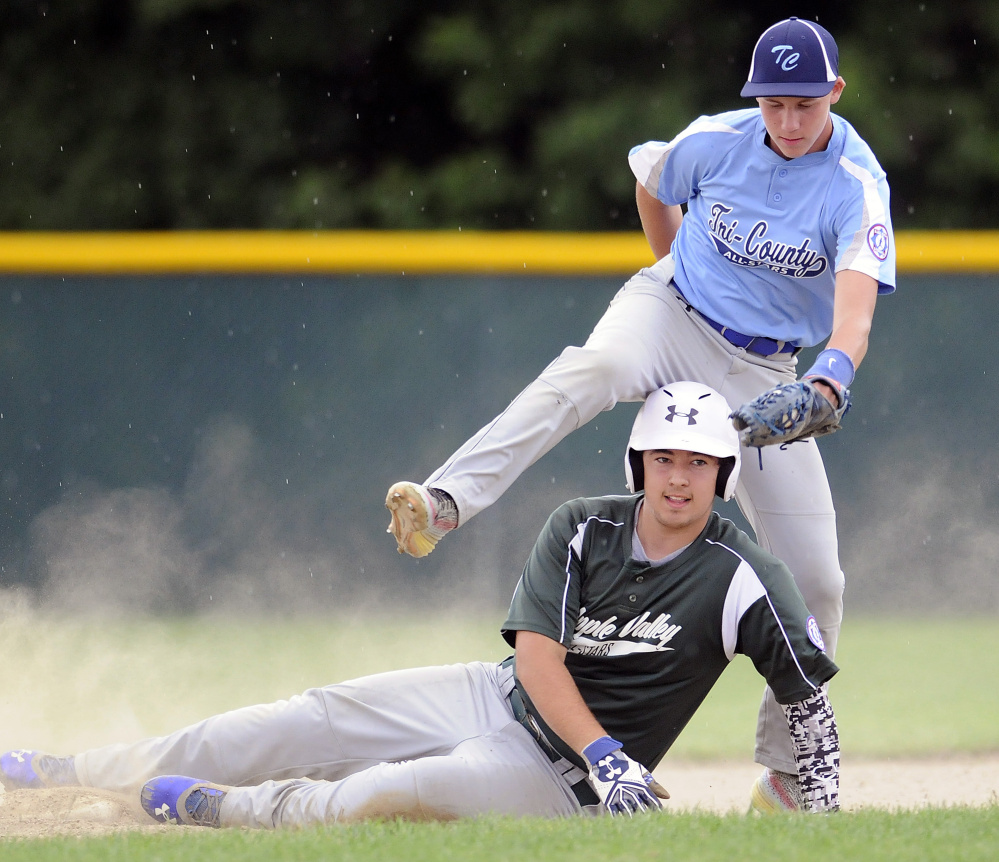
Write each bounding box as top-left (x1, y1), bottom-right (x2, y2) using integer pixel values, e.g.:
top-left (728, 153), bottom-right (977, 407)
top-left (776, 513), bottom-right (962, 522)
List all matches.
top-left (0, 750), bottom-right (79, 789)
top-left (385, 481), bottom-right (459, 557)
top-left (749, 768), bottom-right (802, 813)
top-left (141, 775), bottom-right (228, 827)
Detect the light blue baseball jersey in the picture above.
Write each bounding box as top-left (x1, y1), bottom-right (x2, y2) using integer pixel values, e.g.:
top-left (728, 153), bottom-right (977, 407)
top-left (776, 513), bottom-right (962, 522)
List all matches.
top-left (629, 109), bottom-right (895, 347)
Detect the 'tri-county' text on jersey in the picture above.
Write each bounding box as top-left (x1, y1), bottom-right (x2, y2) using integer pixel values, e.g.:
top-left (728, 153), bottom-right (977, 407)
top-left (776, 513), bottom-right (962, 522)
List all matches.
top-left (629, 109), bottom-right (896, 346)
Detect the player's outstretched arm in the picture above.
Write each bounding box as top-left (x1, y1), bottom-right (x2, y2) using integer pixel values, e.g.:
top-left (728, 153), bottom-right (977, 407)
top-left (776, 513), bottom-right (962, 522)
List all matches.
top-left (730, 271), bottom-right (879, 448)
top-left (808, 269), bottom-right (878, 405)
top-left (780, 687), bottom-right (840, 812)
top-left (514, 630), bottom-right (667, 815)
top-left (824, 269), bottom-right (878, 377)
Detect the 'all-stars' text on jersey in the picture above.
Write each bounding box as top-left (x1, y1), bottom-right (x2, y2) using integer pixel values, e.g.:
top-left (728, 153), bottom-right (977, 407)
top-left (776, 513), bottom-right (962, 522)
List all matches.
top-left (629, 109), bottom-right (896, 347)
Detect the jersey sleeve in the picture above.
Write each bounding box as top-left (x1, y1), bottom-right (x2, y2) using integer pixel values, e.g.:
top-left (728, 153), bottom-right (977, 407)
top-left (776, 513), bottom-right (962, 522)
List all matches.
top-left (832, 139), bottom-right (896, 294)
top-left (501, 502), bottom-right (586, 649)
top-left (628, 113), bottom-right (746, 207)
top-left (722, 553), bottom-right (838, 704)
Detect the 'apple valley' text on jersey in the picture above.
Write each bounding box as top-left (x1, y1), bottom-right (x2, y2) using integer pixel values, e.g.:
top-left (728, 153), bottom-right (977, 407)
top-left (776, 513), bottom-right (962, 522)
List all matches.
top-left (502, 495), bottom-right (837, 770)
top-left (628, 109), bottom-right (896, 347)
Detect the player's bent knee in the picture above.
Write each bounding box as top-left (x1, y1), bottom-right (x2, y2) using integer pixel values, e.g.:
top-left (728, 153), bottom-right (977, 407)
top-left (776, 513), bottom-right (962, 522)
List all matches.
top-left (794, 567), bottom-right (845, 635)
top-left (329, 761), bottom-right (425, 823)
top-left (543, 344), bottom-right (643, 406)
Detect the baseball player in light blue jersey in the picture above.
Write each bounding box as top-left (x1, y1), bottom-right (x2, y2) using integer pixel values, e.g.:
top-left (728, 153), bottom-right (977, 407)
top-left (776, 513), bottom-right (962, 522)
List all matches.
top-left (386, 18), bottom-right (894, 812)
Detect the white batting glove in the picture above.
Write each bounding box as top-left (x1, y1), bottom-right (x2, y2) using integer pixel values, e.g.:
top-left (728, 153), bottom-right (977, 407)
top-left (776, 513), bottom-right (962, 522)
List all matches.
top-left (582, 736), bottom-right (664, 816)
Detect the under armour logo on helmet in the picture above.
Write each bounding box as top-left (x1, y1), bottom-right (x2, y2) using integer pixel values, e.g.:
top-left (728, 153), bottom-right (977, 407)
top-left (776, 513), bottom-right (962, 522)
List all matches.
top-left (665, 406), bottom-right (698, 425)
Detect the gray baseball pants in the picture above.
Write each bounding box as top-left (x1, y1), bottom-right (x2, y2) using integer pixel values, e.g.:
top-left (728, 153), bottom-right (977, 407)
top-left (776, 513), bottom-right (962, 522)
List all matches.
top-left (427, 255), bottom-right (844, 774)
top-left (74, 661), bottom-right (588, 827)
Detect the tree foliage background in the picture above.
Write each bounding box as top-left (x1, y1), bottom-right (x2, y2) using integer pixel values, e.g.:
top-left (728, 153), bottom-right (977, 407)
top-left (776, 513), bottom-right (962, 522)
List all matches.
top-left (0, 0), bottom-right (995, 231)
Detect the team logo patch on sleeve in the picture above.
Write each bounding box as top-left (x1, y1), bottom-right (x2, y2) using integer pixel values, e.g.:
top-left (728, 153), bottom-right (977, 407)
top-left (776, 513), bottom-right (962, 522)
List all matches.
top-left (867, 224), bottom-right (890, 261)
top-left (806, 615), bottom-right (826, 651)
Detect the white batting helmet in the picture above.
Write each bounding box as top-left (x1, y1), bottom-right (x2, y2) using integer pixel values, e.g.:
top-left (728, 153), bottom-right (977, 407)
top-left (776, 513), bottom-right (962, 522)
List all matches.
top-left (625, 382), bottom-right (741, 501)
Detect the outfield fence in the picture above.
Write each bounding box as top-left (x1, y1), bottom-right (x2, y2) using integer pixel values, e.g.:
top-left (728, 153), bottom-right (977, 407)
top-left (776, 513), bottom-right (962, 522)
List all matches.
top-left (1, 232), bottom-right (997, 616)
top-left (0, 230), bottom-right (996, 274)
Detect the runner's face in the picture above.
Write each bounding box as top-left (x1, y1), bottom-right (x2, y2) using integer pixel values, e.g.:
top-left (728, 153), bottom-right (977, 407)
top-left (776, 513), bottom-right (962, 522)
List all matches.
top-left (641, 449), bottom-right (718, 537)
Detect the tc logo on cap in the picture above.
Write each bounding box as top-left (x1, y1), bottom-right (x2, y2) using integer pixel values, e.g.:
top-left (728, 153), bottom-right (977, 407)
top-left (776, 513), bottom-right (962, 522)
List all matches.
top-left (772, 45), bottom-right (800, 71)
top-left (741, 18), bottom-right (839, 99)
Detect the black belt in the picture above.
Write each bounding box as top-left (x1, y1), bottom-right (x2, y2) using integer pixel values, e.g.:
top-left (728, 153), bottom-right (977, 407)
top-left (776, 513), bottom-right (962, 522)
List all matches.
top-left (672, 282), bottom-right (800, 358)
top-left (502, 667), bottom-right (599, 807)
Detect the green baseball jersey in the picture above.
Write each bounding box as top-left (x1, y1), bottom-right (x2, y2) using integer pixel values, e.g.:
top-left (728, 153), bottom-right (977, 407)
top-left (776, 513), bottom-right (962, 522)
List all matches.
top-left (501, 494), bottom-right (838, 770)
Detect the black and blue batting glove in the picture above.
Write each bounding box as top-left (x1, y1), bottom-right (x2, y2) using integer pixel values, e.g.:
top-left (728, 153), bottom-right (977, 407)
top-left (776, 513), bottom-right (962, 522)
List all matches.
top-left (582, 736), bottom-right (666, 816)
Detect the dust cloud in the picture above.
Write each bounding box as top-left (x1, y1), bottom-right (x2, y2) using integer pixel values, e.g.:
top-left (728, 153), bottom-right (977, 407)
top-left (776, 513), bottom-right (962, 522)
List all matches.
top-left (24, 416), bottom-right (385, 617)
top-left (12, 416), bottom-right (999, 619)
top-left (841, 447), bottom-right (999, 614)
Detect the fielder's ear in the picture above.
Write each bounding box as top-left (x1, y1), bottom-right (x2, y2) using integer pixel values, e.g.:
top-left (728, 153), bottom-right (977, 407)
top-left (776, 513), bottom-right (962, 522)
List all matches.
top-left (829, 76), bottom-right (846, 104)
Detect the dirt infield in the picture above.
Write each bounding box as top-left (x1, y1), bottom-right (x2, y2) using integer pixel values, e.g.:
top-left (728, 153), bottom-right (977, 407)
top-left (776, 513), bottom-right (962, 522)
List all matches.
top-left (2, 755), bottom-right (996, 839)
top-left (660, 754), bottom-right (999, 814)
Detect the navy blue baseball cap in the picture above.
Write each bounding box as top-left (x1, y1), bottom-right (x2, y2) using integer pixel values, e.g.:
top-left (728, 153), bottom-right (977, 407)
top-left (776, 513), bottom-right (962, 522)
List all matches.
top-left (741, 17), bottom-right (839, 98)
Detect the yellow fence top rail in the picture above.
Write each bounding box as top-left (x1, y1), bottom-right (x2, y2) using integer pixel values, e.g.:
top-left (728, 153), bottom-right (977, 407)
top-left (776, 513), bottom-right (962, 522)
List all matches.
top-left (0, 230), bottom-right (995, 275)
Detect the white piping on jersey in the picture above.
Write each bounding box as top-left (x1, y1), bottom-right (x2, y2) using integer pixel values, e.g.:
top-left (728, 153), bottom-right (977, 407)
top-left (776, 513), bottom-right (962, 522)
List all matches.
top-left (708, 538), bottom-right (819, 692)
top-left (836, 155), bottom-right (888, 277)
top-left (561, 515), bottom-right (626, 643)
top-left (629, 120), bottom-right (743, 199)
top-left (720, 559), bottom-right (767, 660)
top-left (508, 575), bottom-right (523, 610)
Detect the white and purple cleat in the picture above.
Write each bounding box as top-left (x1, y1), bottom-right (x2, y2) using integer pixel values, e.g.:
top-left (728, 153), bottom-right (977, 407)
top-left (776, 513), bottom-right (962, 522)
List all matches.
top-left (141, 775), bottom-right (228, 828)
top-left (0, 750), bottom-right (78, 789)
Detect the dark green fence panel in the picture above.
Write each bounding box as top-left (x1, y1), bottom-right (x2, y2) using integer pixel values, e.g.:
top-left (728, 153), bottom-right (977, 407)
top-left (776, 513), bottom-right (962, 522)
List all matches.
top-left (1, 275), bottom-right (995, 614)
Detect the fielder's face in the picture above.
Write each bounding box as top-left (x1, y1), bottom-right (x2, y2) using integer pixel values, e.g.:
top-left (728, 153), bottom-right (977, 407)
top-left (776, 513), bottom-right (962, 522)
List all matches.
top-left (757, 76), bottom-right (846, 159)
top-left (640, 449), bottom-right (719, 540)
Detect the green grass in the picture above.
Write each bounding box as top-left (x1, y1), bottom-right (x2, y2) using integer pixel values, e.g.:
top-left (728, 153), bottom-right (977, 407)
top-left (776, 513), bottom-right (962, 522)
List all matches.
top-left (1, 610), bottom-right (998, 758)
top-left (2, 611), bottom-right (997, 857)
top-left (3, 809), bottom-right (999, 862)
top-left (670, 615), bottom-right (999, 758)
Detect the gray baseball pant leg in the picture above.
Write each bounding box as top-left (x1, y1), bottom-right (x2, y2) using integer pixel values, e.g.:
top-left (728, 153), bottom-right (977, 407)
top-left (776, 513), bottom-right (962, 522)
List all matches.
top-left (427, 256), bottom-right (694, 521)
top-left (709, 349), bottom-right (843, 775)
top-left (725, 398), bottom-right (843, 772)
top-left (219, 723), bottom-right (582, 828)
top-left (74, 662), bottom-right (563, 802)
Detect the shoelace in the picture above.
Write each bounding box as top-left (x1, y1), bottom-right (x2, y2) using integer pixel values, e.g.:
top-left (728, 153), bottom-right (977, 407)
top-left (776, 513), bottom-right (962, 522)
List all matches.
top-left (427, 487), bottom-right (459, 530)
top-left (766, 770), bottom-right (802, 809)
top-left (36, 755), bottom-right (78, 787)
top-left (186, 787), bottom-right (225, 827)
